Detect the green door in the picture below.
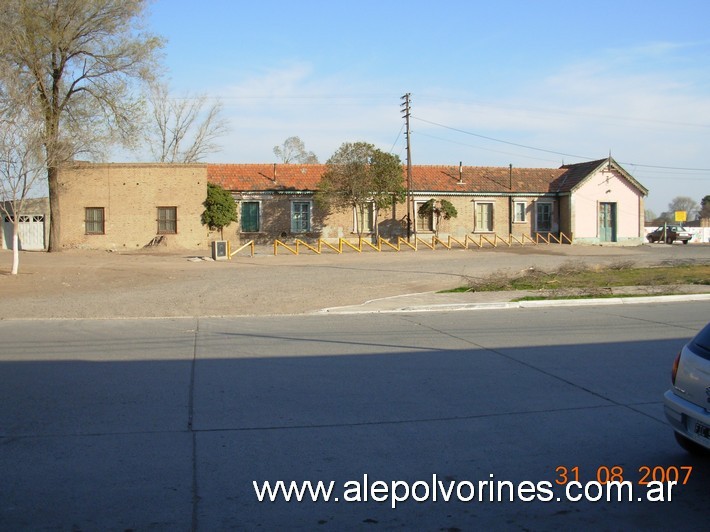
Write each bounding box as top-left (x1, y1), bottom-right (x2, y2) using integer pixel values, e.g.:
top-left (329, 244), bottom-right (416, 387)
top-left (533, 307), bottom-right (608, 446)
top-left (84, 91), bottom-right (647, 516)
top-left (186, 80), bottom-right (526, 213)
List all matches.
top-left (241, 202), bottom-right (260, 232)
top-left (599, 202), bottom-right (617, 242)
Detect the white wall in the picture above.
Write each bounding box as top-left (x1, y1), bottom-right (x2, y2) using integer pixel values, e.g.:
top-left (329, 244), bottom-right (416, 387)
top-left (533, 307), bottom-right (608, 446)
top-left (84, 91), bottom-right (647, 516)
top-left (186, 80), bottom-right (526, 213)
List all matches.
top-left (644, 226), bottom-right (710, 244)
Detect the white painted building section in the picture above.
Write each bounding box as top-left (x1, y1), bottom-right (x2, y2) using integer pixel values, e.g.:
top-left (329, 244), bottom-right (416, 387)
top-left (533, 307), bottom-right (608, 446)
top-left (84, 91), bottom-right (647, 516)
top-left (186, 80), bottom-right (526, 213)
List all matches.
top-left (2, 215), bottom-right (46, 250)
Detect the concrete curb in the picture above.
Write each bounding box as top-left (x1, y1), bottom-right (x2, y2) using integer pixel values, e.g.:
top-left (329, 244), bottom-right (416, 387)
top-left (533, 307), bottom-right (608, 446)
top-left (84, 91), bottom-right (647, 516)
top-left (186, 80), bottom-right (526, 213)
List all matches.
top-left (319, 293), bottom-right (710, 315)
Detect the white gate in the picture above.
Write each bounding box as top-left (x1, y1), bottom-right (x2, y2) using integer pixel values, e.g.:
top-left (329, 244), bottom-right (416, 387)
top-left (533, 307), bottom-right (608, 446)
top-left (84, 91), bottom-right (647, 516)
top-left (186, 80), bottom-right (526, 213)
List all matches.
top-left (2, 214), bottom-right (46, 250)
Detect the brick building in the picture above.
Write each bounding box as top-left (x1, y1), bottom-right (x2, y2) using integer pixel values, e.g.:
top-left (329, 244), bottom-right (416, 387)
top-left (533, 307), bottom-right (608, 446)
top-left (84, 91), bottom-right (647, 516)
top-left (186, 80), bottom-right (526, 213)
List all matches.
top-left (210, 157), bottom-right (648, 247)
top-left (56, 163), bottom-right (208, 250)
top-left (49, 157), bottom-right (647, 251)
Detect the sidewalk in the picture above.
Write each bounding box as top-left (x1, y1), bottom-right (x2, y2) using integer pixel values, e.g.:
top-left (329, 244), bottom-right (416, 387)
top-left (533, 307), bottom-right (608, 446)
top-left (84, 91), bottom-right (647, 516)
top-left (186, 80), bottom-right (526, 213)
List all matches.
top-left (320, 285), bottom-right (710, 314)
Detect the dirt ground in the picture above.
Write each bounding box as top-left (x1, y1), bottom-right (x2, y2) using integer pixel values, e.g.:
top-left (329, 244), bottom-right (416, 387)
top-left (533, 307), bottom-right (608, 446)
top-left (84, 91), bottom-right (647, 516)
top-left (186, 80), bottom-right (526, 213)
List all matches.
top-left (1, 244), bottom-right (709, 319)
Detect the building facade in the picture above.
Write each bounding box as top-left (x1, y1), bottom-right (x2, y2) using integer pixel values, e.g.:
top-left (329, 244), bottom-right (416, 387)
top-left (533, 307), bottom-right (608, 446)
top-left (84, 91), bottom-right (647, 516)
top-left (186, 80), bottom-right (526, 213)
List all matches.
top-left (50, 157), bottom-right (647, 251)
top-left (210, 158), bottom-right (647, 247)
top-left (56, 163), bottom-right (208, 250)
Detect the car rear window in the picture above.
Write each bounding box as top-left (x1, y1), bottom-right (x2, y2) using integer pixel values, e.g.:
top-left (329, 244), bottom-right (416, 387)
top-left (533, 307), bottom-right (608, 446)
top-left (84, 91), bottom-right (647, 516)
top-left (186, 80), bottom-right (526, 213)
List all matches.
top-left (689, 322), bottom-right (710, 360)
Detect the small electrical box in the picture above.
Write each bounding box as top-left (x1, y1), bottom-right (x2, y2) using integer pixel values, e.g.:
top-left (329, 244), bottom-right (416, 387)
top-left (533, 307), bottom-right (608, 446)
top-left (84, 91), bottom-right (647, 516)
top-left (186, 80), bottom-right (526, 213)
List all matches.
top-left (212, 240), bottom-right (228, 261)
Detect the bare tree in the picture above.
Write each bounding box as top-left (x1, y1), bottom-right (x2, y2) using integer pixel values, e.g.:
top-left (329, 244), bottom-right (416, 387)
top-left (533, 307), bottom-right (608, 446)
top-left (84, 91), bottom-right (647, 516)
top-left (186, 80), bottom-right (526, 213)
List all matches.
top-left (667, 196), bottom-right (700, 221)
top-left (145, 81), bottom-right (229, 163)
top-left (0, 0), bottom-right (164, 251)
top-left (273, 136), bottom-right (319, 164)
top-left (0, 101), bottom-right (46, 274)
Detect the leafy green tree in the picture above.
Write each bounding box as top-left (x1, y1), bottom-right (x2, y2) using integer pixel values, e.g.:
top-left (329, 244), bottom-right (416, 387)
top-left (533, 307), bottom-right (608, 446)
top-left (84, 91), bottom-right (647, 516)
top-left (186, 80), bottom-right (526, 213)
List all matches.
top-left (0, 0), bottom-right (164, 251)
top-left (316, 142), bottom-right (404, 237)
top-left (202, 183), bottom-right (237, 239)
top-left (417, 199), bottom-right (458, 236)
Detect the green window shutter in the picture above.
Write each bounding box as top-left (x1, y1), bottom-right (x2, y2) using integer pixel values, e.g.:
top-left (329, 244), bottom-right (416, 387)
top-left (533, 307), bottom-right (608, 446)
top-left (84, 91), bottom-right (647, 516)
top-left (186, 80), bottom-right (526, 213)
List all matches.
top-left (241, 202), bottom-right (260, 232)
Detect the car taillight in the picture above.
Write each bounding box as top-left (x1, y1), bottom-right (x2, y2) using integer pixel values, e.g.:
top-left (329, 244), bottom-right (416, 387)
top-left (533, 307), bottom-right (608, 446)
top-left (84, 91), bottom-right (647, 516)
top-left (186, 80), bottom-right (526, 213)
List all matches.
top-left (671, 351), bottom-right (681, 385)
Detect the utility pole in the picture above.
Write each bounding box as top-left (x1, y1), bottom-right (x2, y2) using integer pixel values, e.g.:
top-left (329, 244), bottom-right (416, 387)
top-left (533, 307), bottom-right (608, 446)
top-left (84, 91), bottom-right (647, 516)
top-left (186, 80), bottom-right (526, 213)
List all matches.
top-left (400, 93), bottom-right (413, 241)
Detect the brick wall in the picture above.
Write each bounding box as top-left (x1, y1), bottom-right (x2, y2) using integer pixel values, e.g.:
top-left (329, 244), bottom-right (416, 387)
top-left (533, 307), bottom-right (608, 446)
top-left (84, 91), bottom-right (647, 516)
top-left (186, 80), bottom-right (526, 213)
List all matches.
top-left (57, 163), bottom-right (209, 250)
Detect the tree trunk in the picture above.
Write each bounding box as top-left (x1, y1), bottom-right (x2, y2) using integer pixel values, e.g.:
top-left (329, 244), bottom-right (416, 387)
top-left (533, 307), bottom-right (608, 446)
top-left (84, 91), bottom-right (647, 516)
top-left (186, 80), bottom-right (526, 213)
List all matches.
top-left (356, 204), bottom-right (363, 238)
top-left (47, 166), bottom-right (61, 252)
top-left (11, 223), bottom-right (19, 275)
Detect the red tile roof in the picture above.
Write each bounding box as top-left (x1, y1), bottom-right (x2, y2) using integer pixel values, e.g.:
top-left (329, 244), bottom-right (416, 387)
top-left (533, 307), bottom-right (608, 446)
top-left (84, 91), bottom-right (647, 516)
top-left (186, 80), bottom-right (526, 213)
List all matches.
top-left (410, 165), bottom-right (566, 193)
top-left (208, 164), bottom-right (323, 192)
top-left (207, 159), bottom-right (643, 195)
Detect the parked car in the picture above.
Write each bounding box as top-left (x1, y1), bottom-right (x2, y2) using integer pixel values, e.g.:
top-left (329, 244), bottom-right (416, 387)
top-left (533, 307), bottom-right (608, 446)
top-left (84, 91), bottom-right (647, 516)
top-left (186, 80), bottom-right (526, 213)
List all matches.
top-left (664, 321), bottom-right (710, 454)
top-left (647, 225), bottom-right (692, 244)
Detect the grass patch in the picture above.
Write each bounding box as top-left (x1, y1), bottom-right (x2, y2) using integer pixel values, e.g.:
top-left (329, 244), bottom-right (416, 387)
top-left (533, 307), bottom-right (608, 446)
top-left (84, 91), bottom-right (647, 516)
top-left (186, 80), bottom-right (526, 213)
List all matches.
top-left (513, 291), bottom-right (685, 302)
top-left (443, 261), bottom-right (710, 294)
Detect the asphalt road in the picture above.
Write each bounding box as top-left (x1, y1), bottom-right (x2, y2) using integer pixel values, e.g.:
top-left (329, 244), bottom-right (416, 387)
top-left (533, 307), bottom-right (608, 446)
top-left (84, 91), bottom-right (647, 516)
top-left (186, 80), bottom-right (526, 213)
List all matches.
top-left (1, 301), bottom-right (709, 530)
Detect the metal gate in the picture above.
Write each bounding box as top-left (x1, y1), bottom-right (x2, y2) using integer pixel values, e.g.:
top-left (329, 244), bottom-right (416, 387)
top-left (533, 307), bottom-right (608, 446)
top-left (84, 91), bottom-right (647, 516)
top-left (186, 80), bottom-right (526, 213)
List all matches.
top-left (2, 214), bottom-right (46, 250)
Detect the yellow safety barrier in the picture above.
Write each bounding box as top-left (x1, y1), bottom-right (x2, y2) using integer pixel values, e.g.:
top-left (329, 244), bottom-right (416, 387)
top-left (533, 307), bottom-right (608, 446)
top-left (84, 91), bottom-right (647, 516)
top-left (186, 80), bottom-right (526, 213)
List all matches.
top-left (229, 240), bottom-right (255, 258)
top-left (272, 232), bottom-right (572, 255)
top-left (480, 234), bottom-right (498, 247)
top-left (416, 236), bottom-right (434, 250)
top-left (340, 239), bottom-right (362, 252)
top-left (432, 236), bottom-right (451, 249)
top-left (274, 240), bottom-right (298, 255)
top-left (359, 237), bottom-right (381, 251)
top-left (399, 237), bottom-right (417, 251)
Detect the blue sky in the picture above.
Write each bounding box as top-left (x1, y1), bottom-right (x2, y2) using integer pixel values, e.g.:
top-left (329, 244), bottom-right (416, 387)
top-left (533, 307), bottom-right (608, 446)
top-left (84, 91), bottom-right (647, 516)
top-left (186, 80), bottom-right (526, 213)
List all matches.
top-left (143, 0), bottom-right (710, 215)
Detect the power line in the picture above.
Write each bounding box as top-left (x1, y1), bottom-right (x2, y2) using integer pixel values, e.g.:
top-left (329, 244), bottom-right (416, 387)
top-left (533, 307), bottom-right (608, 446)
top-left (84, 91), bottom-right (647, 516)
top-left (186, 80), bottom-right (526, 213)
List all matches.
top-left (413, 115), bottom-right (710, 172)
top-left (415, 131), bottom-right (557, 164)
top-left (414, 95), bottom-right (710, 130)
top-left (413, 116), bottom-right (593, 161)
top-left (389, 122), bottom-right (405, 155)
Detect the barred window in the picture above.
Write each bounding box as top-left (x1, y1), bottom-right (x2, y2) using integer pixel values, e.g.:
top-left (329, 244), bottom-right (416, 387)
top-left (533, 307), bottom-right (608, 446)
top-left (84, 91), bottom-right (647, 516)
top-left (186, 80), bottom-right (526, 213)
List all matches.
top-left (85, 207), bottom-right (105, 235)
top-left (157, 207), bottom-right (177, 234)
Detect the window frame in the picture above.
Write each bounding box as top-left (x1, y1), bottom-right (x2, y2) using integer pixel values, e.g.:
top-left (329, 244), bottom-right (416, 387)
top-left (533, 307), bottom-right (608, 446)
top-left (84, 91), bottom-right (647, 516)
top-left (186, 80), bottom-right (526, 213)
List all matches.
top-left (240, 200), bottom-right (261, 233)
top-left (513, 201), bottom-right (526, 223)
top-left (536, 202), bottom-right (553, 232)
top-left (352, 202), bottom-right (376, 234)
top-left (157, 206), bottom-right (178, 235)
top-left (290, 200), bottom-right (312, 233)
top-left (474, 202), bottom-right (494, 232)
top-left (85, 207), bottom-right (105, 235)
top-left (414, 200), bottom-right (434, 232)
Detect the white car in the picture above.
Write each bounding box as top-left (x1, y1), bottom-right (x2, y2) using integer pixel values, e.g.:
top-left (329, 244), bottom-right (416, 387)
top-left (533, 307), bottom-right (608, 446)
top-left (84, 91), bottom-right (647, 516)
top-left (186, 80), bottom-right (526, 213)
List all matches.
top-left (664, 321), bottom-right (710, 454)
